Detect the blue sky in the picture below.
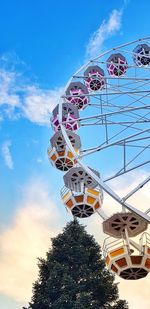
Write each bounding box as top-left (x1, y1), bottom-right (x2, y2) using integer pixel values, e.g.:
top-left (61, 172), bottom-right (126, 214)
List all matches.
top-left (0, 1), bottom-right (150, 308)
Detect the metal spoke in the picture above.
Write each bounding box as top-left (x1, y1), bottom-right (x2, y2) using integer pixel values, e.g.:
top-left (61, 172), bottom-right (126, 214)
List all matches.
top-left (57, 37), bottom-right (150, 234)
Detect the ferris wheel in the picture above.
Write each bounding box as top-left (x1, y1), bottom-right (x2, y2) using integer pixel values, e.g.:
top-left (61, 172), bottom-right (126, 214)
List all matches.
top-left (48, 37), bottom-right (150, 280)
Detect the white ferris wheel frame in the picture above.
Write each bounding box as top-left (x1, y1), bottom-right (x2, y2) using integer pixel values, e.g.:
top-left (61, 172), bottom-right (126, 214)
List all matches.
top-left (58, 37), bottom-right (150, 224)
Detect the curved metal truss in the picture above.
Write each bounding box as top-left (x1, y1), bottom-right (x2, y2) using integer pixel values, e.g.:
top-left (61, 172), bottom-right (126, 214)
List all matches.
top-left (58, 37), bottom-right (150, 223)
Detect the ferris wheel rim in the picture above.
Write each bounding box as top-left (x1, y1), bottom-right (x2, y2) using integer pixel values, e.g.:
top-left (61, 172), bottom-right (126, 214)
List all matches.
top-left (58, 37), bottom-right (150, 224)
top-left (60, 36), bottom-right (150, 96)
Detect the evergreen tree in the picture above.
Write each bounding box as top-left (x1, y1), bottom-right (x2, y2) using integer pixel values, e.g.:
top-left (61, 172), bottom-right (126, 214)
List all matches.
top-left (24, 220), bottom-right (128, 309)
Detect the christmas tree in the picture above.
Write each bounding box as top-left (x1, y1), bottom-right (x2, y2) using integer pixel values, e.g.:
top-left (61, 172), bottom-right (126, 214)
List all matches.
top-left (24, 220), bottom-right (128, 309)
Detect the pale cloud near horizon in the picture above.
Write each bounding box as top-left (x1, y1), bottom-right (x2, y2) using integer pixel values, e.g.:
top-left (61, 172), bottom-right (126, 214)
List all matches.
top-left (1, 140), bottom-right (14, 169)
top-left (0, 172), bottom-right (150, 309)
top-left (0, 179), bottom-right (66, 304)
top-left (86, 9), bottom-right (123, 59)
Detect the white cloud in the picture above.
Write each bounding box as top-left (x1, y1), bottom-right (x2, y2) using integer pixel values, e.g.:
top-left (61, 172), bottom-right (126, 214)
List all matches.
top-left (0, 179), bottom-right (65, 304)
top-left (86, 9), bottom-right (123, 58)
top-left (0, 70), bottom-right (20, 107)
top-left (1, 140), bottom-right (14, 169)
top-left (0, 59), bottom-right (63, 125)
top-left (37, 158), bottom-right (43, 163)
top-left (22, 85), bottom-right (63, 125)
top-left (119, 276), bottom-right (150, 309)
top-left (0, 4), bottom-right (129, 125)
top-left (0, 8), bottom-right (123, 125)
top-left (0, 70), bottom-right (21, 121)
top-left (123, 0), bottom-right (130, 6)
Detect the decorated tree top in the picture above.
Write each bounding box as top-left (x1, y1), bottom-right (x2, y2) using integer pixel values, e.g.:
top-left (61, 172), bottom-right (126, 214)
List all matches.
top-left (24, 219), bottom-right (128, 309)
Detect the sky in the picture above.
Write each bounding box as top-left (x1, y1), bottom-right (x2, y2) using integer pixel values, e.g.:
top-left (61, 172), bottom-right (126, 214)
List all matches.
top-left (0, 0), bottom-right (150, 308)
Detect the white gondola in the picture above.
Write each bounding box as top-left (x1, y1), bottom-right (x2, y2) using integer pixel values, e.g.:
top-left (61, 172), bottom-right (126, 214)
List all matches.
top-left (84, 65), bottom-right (105, 91)
top-left (48, 131), bottom-right (81, 171)
top-left (133, 44), bottom-right (150, 66)
top-left (107, 53), bottom-right (127, 76)
top-left (103, 233), bottom-right (150, 280)
top-left (65, 82), bottom-right (89, 110)
top-left (61, 186), bottom-right (103, 218)
top-left (51, 103), bottom-right (79, 132)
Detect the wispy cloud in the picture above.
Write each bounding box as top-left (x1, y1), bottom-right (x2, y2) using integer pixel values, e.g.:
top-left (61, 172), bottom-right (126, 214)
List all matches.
top-left (0, 56), bottom-right (63, 125)
top-left (22, 85), bottom-right (63, 125)
top-left (0, 70), bottom-right (21, 121)
top-left (0, 5), bottom-right (128, 125)
top-left (86, 9), bottom-right (123, 58)
top-left (1, 140), bottom-right (14, 169)
top-left (0, 71), bottom-right (20, 107)
top-left (123, 0), bottom-right (130, 6)
top-left (0, 8), bottom-right (124, 125)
